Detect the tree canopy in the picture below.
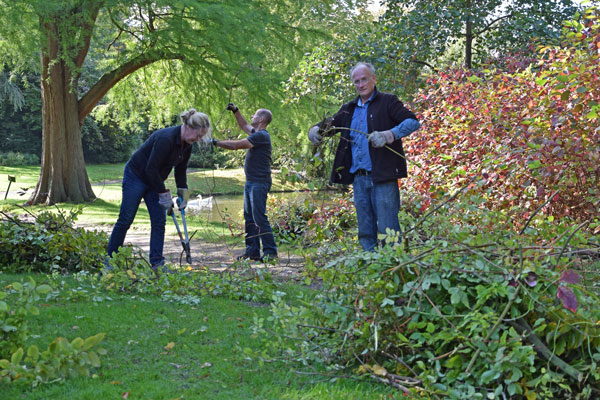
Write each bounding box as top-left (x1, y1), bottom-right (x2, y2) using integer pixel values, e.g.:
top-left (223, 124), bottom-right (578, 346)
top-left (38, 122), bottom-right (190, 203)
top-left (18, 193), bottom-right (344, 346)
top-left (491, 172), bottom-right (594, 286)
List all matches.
top-left (0, 0), bottom-right (363, 204)
top-left (380, 0), bottom-right (582, 69)
top-left (285, 0), bottom-right (586, 114)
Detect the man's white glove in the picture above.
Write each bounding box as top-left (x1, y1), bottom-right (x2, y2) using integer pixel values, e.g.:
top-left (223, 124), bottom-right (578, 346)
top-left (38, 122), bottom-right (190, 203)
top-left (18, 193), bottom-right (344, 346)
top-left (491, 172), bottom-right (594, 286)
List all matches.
top-left (308, 126), bottom-right (322, 145)
top-left (176, 188), bottom-right (190, 210)
top-left (158, 190), bottom-right (173, 210)
top-left (368, 130), bottom-right (395, 148)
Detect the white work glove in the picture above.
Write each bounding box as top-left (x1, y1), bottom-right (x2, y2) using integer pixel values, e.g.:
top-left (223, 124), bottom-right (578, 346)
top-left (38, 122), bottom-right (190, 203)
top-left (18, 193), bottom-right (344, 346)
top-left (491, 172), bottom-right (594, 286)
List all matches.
top-left (308, 126), bottom-right (322, 145)
top-left (176, 188), bottom-right (190, 210)
top-left (368, 130), bottom-right (395, 148)
top-left (158, 190), bottom-right (173, 210)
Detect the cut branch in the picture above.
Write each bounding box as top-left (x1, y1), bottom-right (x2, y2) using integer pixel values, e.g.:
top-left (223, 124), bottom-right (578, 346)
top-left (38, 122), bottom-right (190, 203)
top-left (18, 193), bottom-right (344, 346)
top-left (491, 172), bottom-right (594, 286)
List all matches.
top-left (510, 319), bottom-right (584, 383)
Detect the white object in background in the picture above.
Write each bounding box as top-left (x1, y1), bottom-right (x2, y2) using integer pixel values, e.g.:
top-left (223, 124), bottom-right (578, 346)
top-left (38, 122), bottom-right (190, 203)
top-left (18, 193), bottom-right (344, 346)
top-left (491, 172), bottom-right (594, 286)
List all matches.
top-left (185, 194), bottom-right (213, 213)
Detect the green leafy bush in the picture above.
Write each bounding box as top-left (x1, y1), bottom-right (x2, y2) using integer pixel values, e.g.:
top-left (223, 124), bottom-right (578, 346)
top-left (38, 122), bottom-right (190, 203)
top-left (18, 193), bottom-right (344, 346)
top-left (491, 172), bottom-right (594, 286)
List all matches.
top-left (0, 333), bottom-right (106, 386)
top-left (269, 191), bottom-right (356, 246)
top-left (252, 196), bottom-right (600, 398)
top-left (0, 208), bottom-right (108, 273)
top-left (0, 278), bottom-right (106, 386)
top-left (187, 144), bottom-right (231, 169)
top-left (0, 151), bottom-right (40, 166)
top-left (0, 278), bottom-right (51, 359)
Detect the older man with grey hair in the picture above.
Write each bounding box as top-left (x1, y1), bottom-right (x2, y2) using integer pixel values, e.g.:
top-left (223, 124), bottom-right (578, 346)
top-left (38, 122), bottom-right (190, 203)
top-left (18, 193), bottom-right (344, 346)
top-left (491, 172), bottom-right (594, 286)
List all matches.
top-left (308, 62), bottom-right (420, 251)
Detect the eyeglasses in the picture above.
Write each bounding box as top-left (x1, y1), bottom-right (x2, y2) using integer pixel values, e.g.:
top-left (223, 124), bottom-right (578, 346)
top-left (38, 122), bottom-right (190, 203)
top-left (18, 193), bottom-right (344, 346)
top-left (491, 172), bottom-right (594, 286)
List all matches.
top-left (353, 77), bottom-right (372, 86)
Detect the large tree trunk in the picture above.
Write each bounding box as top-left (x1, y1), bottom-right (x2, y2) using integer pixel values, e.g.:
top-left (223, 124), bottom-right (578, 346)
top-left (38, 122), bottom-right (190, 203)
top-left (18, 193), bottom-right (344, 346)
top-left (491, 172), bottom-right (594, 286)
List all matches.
top-left (28, 19), bottom-right (95, 205)
top-left (27, 4), bottom-right (177, 205)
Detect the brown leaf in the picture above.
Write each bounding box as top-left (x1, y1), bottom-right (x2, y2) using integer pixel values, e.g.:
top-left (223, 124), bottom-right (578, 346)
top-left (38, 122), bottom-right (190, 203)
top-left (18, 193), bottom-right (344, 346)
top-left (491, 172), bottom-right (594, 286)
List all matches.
top-left (164, 342), bottom-right (175, 351)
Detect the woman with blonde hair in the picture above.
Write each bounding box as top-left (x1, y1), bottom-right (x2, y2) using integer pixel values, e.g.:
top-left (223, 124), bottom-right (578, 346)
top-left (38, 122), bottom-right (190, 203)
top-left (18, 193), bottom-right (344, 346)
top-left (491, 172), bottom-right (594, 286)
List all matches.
top-left (106, 108), bottom-right (211, 270)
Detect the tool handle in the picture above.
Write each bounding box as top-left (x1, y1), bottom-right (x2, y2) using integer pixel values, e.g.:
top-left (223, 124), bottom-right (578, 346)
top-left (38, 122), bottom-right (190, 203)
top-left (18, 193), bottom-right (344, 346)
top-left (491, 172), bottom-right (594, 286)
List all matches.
top-left (171, 212), bottom-right (184, 242)
top-left (180, 208), bottom-right (190, 244)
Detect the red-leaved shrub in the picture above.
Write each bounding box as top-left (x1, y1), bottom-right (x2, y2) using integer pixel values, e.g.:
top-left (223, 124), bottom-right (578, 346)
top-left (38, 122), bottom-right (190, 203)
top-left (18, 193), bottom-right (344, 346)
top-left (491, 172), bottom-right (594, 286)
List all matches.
top-left (409, 9), bottom-right (600, 223)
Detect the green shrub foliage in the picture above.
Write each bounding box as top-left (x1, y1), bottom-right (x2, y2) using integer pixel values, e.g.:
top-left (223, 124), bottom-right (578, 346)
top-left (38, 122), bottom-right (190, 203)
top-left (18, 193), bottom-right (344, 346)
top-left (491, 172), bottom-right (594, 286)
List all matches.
top-left (252, 196), bottom-right (600, 398)
top-left (269, 191), bottom-right (356, 246)
top-left (0, 152), bottom-right (40, 166)
top-left (0, 278), bottom-right (106, 386)
top-left (0, 208), bottom-right (108, 273)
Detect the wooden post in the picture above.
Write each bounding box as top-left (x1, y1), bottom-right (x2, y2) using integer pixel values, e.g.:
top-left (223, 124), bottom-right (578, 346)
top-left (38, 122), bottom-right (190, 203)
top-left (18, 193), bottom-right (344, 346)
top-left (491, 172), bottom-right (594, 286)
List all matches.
top-left (4, 175), bottom-right (16, 200)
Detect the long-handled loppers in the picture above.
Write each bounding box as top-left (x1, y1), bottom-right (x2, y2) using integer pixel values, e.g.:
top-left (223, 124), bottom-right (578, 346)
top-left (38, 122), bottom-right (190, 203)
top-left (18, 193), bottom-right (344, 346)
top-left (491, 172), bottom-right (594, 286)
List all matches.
top-left (168, 200), bottom-right (192, 264)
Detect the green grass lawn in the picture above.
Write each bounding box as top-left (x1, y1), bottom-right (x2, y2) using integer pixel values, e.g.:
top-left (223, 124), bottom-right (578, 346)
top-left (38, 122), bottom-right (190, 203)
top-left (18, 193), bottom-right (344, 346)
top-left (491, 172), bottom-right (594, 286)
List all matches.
top-left (0, 166), bottom-right (389, 398)
top-left (0, 273), bottom-right (399, 400)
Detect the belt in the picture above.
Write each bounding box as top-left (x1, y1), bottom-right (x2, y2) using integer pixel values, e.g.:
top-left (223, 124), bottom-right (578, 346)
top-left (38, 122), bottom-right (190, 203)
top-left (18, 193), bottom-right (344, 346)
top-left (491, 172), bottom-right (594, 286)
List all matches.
top-left (354, 169), bottom-right (371, 176)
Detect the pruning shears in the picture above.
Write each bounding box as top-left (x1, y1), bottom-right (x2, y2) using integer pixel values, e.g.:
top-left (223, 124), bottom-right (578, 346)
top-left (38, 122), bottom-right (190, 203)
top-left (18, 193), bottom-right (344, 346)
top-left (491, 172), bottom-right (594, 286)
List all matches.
top-left (168, 198), bottom-right (192, 264)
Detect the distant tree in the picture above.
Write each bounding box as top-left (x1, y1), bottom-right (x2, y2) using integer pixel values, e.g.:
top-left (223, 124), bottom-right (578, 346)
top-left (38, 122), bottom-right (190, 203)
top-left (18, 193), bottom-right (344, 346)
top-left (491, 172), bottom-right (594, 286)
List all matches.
top-left (0, 0), bottom-right (359, 204)
top-left (285, 0), bottom-right (586, 121)
top-left (380, 0), bottom-right (583, 69)
top-left (0, 74), bottom-right (42, 155)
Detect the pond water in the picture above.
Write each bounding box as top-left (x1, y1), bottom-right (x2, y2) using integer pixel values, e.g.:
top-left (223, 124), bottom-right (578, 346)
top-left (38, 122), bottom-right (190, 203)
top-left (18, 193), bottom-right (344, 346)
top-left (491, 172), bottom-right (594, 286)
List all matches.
top-left (185, 191), bottom-right (309, 223)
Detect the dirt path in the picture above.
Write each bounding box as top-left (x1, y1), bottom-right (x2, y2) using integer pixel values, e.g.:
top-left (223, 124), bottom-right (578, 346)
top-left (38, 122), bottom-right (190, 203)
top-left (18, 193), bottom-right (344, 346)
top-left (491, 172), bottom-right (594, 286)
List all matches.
top-left (90, 224), bottom-right (306, 281)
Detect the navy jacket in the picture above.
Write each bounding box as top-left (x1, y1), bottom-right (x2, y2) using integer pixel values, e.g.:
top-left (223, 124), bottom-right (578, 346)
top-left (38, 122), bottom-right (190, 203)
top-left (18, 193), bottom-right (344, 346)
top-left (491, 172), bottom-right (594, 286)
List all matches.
top-left (323, 89), bottom-right (417, 185)
top-left (128, 126), bottom-right (191, 193)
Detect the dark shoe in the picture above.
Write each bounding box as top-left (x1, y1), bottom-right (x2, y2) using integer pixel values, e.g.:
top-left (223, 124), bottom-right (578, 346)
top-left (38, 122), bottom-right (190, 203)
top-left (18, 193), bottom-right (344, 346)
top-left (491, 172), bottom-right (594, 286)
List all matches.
top-left (236, 254), bottom-right (261, 261)
top-left (151, 260), bottom-right (173, 274)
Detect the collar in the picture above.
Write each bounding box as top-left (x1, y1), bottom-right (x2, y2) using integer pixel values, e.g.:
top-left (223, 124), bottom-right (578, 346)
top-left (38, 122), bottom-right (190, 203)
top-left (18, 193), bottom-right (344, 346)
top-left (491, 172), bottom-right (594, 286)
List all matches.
top-left (351, 87), bottom-right (379, 106)
top-left (358, 92), bottom-right (375, 107)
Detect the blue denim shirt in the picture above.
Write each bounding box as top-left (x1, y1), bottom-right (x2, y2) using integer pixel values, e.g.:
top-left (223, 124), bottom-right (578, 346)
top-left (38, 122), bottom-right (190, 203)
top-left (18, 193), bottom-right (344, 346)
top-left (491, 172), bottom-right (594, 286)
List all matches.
top-left (349, 95), bottom-right (373, 174)
top-left (350, 94), bottom-right (418, 174)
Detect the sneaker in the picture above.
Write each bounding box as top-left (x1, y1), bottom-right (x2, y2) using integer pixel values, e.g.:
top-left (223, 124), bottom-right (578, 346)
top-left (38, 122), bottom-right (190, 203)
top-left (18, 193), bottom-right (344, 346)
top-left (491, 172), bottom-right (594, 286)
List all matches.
top-left (236, 254), bottom-right (261, 261)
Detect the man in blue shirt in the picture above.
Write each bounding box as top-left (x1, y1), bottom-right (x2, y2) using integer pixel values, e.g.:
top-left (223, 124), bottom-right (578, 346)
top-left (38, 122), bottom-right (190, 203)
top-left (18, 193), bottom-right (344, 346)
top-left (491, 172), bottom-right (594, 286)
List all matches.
top-left (213, 104), bottom-right (278, 261)
top-left (308, 62), bottom-right (420, 251)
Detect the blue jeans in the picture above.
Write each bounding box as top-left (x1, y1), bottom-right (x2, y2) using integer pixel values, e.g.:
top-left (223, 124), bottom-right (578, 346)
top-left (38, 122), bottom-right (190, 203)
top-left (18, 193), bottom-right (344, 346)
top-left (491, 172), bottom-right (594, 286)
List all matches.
top-left (107, 163), bottom-right (166, 266)
top-left (353, 175), bottom-right (401, 251)
top-left (243, 180), bottom-right (277, 257)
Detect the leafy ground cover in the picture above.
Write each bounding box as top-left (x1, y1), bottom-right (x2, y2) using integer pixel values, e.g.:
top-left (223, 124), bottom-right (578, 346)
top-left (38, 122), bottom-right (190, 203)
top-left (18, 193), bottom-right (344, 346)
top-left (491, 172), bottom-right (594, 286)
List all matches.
top-left (0, 273), bottom-right (401, 400)
top-left (252, 189), bottom-right (600, 399)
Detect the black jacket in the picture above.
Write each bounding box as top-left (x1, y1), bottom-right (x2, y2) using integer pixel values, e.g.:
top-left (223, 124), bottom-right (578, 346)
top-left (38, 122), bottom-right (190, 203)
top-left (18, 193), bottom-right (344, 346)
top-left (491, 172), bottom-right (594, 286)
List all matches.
top-left (128, 126), bottom-right (191, 193)
top-left (323, 89), bottom-right (417, 185)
